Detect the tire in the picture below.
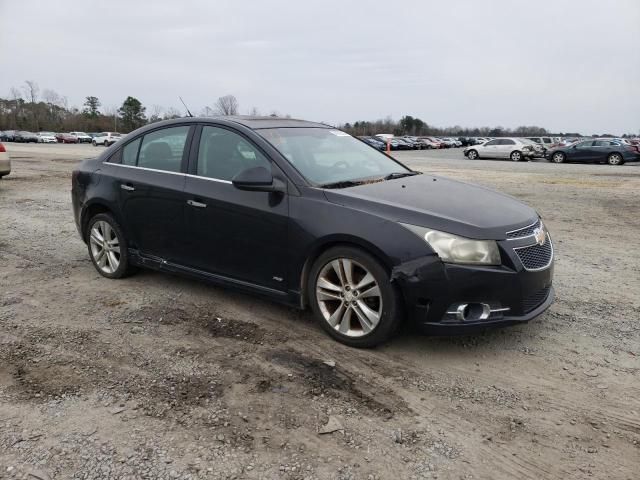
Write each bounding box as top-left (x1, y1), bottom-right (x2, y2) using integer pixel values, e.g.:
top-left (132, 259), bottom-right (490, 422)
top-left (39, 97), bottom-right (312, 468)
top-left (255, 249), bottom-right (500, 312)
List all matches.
top-left (86, 213), bottom-right (136, 279)
top-left (308, 246), bottom-right (403, 348)
top-left (607, 153), bottom-right (624, 166)
top-left (467, 149), bottom-right (478, 160)
top-left (510, 150), bottom-right (523, 162)
top-left (551, 152), bottom-right (565, 164)
top-left (92, 140), bottom-right (97, 146)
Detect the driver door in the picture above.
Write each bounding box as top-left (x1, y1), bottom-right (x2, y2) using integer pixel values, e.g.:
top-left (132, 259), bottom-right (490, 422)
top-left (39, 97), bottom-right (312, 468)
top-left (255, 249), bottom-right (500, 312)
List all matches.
top-left (181, 125), bottom-right (289, 291)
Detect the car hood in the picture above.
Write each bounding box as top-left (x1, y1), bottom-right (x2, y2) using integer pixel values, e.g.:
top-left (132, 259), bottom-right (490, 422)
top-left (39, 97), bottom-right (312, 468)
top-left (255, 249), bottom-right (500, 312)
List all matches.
top-left (323, 174), bottom-right (538, 240)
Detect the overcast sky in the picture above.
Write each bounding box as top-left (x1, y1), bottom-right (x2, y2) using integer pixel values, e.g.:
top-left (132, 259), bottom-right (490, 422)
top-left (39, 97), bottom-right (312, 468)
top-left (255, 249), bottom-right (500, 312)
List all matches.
top-left (1, 0), bottom-right (638, 134)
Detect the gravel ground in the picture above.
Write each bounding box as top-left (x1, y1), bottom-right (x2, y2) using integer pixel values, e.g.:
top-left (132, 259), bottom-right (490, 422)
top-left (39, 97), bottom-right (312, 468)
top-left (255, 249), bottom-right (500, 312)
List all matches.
top-left (1, 143), bottom-right (639, 480)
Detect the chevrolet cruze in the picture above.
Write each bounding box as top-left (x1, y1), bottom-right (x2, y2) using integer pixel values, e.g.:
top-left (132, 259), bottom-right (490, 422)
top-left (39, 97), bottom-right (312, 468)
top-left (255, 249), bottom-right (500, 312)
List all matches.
top-left (71, 117), bottom-right (554, 347)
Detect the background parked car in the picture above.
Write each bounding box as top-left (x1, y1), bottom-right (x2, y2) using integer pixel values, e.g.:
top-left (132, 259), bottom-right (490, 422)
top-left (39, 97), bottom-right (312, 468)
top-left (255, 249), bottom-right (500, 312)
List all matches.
top-left (0, 130), bottom-right (17, 141)
top-left (56, 133), bottom-right (79, 144)
top-left (69, 131), bottom-right (92, 143)
top-left (359, 136), bottom-right (386, 150)
top-left (92, 132), bottom-right (122, 146)
top-left (0, 142), bottom-right (10, 178)
top-left (37, 131), bottom-right (58, 143)
top-left (546, 139), bottom-right (637, 165)
top-left (464, 138), bottom-right (542, 161)
top-left (14, 131), bottom-right (39, 143)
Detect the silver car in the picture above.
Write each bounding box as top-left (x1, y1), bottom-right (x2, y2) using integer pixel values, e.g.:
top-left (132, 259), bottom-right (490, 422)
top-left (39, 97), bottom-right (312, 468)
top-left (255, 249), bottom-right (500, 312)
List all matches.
top-left (464, 138), bottom-right (543, 161)
top-left (0, 142), bottom-right (11, 178)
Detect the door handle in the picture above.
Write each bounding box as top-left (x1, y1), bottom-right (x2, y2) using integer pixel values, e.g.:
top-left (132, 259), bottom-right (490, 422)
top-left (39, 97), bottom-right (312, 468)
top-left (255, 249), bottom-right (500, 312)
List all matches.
top-left (187, 199), bottom-right (207, 208)
top-left (120, 184), bottom-right (135, 191)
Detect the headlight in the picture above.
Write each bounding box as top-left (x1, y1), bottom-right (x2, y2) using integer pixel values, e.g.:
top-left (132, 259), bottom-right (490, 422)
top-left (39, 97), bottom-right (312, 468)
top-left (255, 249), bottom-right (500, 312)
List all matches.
top-left (401, 224), bottom-right (501, 265)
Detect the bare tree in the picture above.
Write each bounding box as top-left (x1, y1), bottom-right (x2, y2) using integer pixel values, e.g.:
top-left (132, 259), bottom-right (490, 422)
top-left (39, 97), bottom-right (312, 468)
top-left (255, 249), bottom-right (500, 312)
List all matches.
top-left (214, 95), bottom-right (239, 116)
top-left (149, 104), bottom-right (164, 123)
top-left (22, 80), bottom-right (40, 130)
top-left (164, 107), bottom-right (182, 120)
top-left (248, 106), bottom-right (260, 116)
top-left (201, 106), bottom-right (214, 117)
top-left (9, 87), bottom-right (22, 128)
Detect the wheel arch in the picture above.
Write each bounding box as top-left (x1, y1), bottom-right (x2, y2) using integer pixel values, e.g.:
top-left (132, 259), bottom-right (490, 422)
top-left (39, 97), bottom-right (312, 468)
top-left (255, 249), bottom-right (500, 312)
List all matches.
top-left (80, 200), bottom-right (122, 243)
top-left (298, 235), bottom-right (393, 309)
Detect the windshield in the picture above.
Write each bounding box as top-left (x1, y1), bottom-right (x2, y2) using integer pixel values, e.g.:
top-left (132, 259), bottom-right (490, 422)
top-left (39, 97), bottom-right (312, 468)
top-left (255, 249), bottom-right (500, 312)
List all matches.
top-left (258, 128), bottom-right (411, 186)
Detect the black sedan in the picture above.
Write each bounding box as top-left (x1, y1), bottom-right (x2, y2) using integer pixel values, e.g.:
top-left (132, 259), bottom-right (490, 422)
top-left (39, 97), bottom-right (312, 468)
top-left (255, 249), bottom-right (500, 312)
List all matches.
top-left (358, 136), bottom-right (386, 150)
top-left (14, 131), bottom-right (39, 143)
top-left (546, 139), bottom-right (637, 165)
top-left (72, 117), bottom-right (554, 347)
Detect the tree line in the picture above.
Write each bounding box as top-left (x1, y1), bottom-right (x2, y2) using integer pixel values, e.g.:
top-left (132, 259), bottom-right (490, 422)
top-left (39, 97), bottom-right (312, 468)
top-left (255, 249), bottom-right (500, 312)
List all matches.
top-left (0, 81), bottom-right (248, 134)
top-left (1, 81), bottom-right (635, 137)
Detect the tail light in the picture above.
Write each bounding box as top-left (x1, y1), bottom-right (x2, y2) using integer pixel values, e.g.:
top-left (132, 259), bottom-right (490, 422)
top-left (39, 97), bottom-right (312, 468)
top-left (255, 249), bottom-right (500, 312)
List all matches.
top-left (0, 143), bottom-right (5, 152)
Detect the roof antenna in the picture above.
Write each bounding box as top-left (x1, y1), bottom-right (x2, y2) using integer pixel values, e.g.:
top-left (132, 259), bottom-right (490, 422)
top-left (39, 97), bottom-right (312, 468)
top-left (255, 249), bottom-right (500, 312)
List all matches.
top-left (179, 96), bottom-right (193, 117)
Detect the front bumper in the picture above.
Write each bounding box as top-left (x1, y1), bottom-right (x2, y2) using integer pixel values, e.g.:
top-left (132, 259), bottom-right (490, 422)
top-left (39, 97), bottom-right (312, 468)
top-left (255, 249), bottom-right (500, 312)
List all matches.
top-left (393, 252), bottom-right (554, 334)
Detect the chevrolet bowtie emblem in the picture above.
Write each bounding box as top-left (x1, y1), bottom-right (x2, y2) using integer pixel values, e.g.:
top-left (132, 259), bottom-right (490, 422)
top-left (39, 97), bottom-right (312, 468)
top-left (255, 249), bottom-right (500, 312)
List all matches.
top-left (533, 226), bottom-right (546, 246)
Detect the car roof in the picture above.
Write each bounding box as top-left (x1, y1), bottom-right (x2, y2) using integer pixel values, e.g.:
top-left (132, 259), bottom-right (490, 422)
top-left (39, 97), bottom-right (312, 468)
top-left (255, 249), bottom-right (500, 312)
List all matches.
top-left (135, 116), bottom-right (332, 131)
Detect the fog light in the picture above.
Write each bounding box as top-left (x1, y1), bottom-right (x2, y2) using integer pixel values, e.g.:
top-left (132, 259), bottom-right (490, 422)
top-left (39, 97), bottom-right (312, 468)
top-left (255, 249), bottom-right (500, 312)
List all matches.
top-left (445, 303), bottom-right (510, 322)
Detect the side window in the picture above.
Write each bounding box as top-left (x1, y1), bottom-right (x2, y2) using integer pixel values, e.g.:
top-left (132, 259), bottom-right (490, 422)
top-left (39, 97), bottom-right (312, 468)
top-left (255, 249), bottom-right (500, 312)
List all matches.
top-left (484, 140), bottom-right (498, 146)
top-left (122, 138), bottom-right (141, 165)
top-left (577, 141), bottom-right (593, 148)
top-left (138, 126), bottom-right (190, 173)
top-left (502, 139), bottom-right (516, 145)
top-left (197, 126), bottom-right (270, 181)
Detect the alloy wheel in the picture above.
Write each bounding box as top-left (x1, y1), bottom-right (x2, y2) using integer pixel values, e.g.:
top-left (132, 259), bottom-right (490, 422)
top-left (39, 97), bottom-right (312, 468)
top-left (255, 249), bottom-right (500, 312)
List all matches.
top-left (511, 151), bottom-right (522, 162)
top-left (552, 152), bottom-right (564, 163)
top-left (89, 220), bottom-right (121, 274)
top-left (467, 150), bottom-right (478, 160)
top-left (608, 154), bottom-right (622, 165)
top-left (315, 258), bottom-right (382, 337)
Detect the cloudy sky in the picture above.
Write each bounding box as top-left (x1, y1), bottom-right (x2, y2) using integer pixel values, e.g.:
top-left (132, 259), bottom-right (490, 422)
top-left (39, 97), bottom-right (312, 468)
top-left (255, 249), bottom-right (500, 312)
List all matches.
top-left (1, 0), bottom-right (638, 134)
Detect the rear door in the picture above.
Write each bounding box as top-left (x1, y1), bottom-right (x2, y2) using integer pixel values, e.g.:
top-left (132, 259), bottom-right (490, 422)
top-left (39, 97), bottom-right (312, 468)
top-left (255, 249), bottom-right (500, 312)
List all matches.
top-left (181, 125), bottom-right (289, 291)
top-left (108, 125), bottom-right (193, 261)
top-left (498, 139), bottom-right (516, 158)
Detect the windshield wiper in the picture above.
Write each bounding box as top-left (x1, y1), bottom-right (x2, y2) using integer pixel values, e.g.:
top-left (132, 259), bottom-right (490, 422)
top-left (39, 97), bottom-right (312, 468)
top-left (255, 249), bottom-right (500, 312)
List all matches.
top-left (384, 171), bottom-right (420, 180)
top-left (319, 180), bottom-right (366, 189)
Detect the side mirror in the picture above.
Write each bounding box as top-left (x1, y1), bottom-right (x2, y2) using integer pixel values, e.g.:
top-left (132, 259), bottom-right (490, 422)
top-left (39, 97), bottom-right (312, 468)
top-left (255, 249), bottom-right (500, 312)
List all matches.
top-left (232, 166), bottom-right (285, 193)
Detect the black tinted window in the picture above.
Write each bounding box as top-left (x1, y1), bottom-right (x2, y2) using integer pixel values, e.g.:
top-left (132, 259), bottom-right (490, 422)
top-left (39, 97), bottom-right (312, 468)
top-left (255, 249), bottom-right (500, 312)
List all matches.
top-left (138, 126), bottom-right (190, 173)
top-left (122, 138), bottom-right (141, 166)
top-left (197, 126), bottom-right (270, 181)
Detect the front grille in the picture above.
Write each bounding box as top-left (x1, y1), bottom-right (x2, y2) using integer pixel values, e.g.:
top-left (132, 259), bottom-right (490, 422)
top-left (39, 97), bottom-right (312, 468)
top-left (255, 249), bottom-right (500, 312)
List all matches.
top-left (506, 220), bottom-right (540, 239)
top-left (514, 235), bottom-right (553, 270)
top-left (523, 286), bottom-right (551, 313)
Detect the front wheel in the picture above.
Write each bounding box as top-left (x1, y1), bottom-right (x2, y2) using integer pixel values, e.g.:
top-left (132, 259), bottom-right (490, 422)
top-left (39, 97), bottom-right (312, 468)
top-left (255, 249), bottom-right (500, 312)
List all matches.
top-left (308, 246), bottom-right (402, 348)
top-left (86, 213), bottom-right (136, 279)
top-left (467, 149), bottom-right (478, 160)
top-left (607, 153), bottom-right (624, 166)
top-left (551, 152), bottom-right (565, 163)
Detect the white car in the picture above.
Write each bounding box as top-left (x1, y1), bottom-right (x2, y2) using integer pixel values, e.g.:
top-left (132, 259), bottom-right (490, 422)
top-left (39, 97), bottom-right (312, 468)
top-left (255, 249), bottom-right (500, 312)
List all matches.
top-left (37, 131), bottom-right (57, 143)
top-left (92, 132), bottom-right (123, 147)
top-left (69, 131), bottom-right (92, 143)
top-left (463, 137), bottom-right (543, 161)
top-left (0, 142), bottom-right (11, 178)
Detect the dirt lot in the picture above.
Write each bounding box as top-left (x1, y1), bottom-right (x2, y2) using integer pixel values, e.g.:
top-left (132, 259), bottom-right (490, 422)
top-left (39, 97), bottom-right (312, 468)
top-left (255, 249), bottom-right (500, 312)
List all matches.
top-left (1, 143), bottom-right (639, 480)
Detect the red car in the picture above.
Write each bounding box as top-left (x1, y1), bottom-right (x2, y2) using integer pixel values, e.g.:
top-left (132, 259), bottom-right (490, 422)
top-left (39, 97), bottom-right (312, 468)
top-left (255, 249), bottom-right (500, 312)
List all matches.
top-left (56, 133), bottom-right (79, 144)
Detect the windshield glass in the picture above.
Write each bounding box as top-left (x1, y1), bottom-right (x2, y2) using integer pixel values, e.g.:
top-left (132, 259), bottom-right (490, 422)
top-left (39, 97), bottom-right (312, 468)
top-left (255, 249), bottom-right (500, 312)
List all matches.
top-left (258, 128), bottom-right (410, 186)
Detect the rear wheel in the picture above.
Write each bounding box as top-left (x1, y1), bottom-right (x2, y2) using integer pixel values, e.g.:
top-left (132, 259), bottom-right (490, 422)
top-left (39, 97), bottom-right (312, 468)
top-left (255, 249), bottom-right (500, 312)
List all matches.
top-left (308, 246), bottom-right (402, 348)
top-left (86, 213), bottom-right (136, 279)
top-left (551, 152), bottom-right (565, 163)
top-left (467, 149), bottom-right (478, 160)
top-left (607, 153), bottom-right (624, 165)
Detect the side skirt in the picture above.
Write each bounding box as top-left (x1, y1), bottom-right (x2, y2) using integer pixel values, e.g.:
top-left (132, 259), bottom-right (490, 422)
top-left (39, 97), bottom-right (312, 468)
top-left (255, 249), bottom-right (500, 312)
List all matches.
top-left (128, 249), bottom-right (303, 308)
